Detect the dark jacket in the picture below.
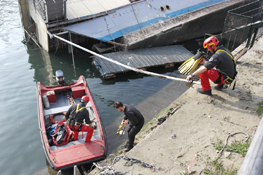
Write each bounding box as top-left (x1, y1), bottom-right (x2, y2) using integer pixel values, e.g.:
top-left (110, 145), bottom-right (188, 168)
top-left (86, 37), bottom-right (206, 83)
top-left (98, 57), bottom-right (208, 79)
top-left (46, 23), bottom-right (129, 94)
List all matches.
top-left (123, 104), bottom-right (144, 126)
top-left (65, 103), bottom-right (91, 124)
top-left (204, 46), bottom-right (236, 79)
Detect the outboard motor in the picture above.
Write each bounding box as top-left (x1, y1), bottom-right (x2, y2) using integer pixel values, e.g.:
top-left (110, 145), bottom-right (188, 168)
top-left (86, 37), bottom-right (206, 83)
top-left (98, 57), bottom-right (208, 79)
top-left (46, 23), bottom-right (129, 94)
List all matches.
top-left (55, 70), bottom-right (68, 86)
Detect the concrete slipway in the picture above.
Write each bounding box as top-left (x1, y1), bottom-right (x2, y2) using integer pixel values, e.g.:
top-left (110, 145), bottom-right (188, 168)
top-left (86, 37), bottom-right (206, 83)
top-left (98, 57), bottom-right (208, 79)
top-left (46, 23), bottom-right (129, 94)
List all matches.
top-left (90, 33), bottom-right (263, 174)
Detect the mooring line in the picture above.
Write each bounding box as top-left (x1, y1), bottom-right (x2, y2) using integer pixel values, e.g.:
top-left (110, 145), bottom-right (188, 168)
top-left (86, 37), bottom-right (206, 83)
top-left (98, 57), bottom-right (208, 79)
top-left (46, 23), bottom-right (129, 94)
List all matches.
top-left (47, 32), bottom-right (200, 84)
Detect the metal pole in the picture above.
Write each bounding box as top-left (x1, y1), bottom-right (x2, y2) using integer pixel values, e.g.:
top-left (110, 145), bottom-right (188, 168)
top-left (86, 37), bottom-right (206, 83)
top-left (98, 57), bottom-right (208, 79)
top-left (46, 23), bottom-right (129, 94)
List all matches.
top-left (50, 33), bottom-right (201, 84)
top-left (24, 28), bottom-right (42, 49)
top-left (246, 28), bottom-right (253, 48)
top-left (238, 117), bottom-right (263, 175)
top-left (69, 32), bottom-right (76, 77)
top-left (250, 28), bottom-right (258, 49)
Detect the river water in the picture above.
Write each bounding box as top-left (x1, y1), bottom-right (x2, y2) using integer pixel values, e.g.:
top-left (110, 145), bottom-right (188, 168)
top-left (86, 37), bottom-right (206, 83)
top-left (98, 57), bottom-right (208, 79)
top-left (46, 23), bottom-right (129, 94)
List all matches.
top-left (0, 1), bottom-right (196, 175)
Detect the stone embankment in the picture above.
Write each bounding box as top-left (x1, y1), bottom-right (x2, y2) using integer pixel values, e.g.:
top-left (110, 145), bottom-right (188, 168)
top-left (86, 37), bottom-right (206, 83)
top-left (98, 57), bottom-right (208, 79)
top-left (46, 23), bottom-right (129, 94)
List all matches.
top-left (90, 35), bottom-right (263, 175)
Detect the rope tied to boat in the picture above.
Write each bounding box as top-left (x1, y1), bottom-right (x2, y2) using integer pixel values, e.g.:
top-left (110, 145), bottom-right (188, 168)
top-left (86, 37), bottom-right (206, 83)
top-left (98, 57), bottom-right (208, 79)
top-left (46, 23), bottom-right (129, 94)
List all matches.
top-left (114, 155), bottom-right (162, 170)
top-left (93, 162), bottom-right (127, 175)
top-left (93, 155), bottom-right (162, 174)
top-left (67, 91), bottom-right (76, 105)
top-left (50, 34), bottom-right (201, 84)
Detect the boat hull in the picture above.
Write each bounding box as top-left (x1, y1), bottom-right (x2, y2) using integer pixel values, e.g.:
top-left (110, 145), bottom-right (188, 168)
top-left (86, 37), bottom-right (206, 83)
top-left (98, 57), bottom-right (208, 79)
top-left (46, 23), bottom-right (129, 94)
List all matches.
top-left (62, 0), bottom-right (256, 51)
top-left (36, 76), bottom-right (107, 170)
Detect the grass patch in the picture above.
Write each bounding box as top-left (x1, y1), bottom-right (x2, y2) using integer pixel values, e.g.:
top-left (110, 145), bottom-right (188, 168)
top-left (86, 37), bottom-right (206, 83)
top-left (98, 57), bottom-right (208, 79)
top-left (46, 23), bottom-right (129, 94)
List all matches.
top-left (256, 101), bottom-right (263, 118)
top-left (204, 138), bottom-right (251, 174)
top-left (223, 116), bottom-right (230, 122)
top-left (214, 138), bottom-right (224, 150)
top-left (203, 159), bottom-right (238, 175)
top-left (213, 139), bottom-right (251, 157)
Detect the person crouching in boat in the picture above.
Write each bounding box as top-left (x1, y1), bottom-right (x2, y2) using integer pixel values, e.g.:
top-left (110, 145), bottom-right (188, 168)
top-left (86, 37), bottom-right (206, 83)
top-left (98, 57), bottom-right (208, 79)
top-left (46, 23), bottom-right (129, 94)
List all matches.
top-left (113, 101), bottom-right (144, 152)
top-left (65, 95), bottom-right (94, 142)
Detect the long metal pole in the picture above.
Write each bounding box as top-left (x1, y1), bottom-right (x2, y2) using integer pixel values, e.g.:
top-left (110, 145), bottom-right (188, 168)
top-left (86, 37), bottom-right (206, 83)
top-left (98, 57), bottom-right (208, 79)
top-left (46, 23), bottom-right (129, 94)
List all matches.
top-left (24, 28), bottom-right (42, 48)
top-left (69, 32), bottom-right (76, 77)
top-left (50, 33), bottom-right (200, 84)
top-left (238, 117), bottom-right (263, 175)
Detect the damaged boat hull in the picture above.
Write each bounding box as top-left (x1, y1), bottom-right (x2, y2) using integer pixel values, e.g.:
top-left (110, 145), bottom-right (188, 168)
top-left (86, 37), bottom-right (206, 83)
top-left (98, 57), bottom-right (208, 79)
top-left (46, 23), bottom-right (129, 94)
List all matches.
top-left (19, 0), bottom-right (256, 52)
top-left (62, 0), bottom-right (256, 51)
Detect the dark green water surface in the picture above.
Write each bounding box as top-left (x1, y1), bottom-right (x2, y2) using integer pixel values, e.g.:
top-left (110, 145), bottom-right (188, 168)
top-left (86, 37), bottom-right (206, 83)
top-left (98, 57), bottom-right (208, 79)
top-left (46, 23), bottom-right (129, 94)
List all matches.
top-left (0, 1), bottom-right (199, 174)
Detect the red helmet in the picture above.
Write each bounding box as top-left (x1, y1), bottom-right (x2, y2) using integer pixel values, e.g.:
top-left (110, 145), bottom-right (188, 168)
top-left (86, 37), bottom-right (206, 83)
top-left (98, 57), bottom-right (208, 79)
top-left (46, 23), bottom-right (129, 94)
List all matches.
top-left (81, 95), bottom-right (89, 102)
top-left (203, 36), bottom-right (219, 52)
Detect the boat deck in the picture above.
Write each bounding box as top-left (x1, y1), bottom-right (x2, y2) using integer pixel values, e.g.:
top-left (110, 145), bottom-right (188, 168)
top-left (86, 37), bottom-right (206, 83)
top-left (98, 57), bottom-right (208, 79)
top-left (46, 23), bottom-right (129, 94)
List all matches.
top-left (67, 0), bottom-right (130, 20)
top-left (42, 93), bottom-right (101, 150)
top-left (93, 45), bottom-right (193, 79)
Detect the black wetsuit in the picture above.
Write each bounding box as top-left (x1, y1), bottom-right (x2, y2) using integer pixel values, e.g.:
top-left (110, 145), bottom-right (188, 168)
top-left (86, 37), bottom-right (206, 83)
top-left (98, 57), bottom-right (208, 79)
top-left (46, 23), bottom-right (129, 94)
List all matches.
top-left (65, 103), bottom-right (91, 124)
top-left (65, 103), bottom-right (93, 142)
top-left (123, 104), bottom-right (144, 149)
top-left (204, 46), bottom-right (236, 79)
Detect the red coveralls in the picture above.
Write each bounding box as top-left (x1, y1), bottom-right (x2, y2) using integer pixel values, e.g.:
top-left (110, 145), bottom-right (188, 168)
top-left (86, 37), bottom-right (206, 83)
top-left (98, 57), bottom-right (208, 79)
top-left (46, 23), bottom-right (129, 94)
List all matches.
top-left (200, 47), bottom-right (236, 91)
top-left (72, 125), bottom-right (94, 142)
top-left (66, 103), bottom-right (94, 142)
top-left (199, 67), bottom-right (224, 91)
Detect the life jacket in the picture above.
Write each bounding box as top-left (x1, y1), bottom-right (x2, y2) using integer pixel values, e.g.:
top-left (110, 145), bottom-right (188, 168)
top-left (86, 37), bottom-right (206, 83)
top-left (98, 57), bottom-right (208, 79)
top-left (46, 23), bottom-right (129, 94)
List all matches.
top-left (52, 121), bottom-right (72, 146)
top-left (68, 104), bottom-right (85, 132)
top-left (216, 49), bottom-right (238, 89)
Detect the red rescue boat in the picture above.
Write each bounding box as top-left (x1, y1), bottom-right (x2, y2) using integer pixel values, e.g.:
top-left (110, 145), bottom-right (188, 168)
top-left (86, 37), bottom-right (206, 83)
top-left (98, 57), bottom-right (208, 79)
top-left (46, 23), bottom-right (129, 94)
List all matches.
top-left (36, 75), bottom-right (107, 170)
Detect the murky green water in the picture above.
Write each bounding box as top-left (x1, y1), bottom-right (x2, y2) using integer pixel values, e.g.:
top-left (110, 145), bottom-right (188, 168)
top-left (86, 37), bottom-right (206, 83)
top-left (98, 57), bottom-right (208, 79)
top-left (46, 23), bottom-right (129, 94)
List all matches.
top-left (0, 1), bottom-right (194, 174)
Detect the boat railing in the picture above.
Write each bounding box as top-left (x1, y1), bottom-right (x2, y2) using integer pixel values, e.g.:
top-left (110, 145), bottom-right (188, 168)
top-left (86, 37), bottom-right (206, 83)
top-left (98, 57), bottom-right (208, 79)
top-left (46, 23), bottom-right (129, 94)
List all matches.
top-left (221, 0), bottom-right (263, 51)
top-left (29, 0), bottom-right (47, 22)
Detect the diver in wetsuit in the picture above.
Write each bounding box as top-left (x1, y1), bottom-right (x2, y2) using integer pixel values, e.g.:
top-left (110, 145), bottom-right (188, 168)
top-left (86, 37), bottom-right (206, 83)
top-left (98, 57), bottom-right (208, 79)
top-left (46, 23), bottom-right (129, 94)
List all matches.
top-left (114, 101), bottom-right (144, 152)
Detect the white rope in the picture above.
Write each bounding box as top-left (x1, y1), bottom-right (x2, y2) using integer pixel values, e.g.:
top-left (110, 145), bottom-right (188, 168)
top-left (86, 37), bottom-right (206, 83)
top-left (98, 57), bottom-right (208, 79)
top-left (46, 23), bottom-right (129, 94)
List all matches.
top-left (48, 32), bottom-right (200, 84)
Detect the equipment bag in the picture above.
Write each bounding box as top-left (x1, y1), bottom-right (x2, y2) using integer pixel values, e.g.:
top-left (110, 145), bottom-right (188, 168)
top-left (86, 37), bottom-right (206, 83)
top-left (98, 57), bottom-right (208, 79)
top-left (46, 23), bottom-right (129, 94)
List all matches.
top-left (52, 121), bottom-right (73, 146)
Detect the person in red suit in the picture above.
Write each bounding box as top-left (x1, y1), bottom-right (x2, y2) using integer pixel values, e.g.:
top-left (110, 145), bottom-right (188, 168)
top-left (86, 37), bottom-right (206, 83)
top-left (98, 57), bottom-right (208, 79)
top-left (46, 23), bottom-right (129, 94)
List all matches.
top-left (65, 95), bottom-right (93, 142)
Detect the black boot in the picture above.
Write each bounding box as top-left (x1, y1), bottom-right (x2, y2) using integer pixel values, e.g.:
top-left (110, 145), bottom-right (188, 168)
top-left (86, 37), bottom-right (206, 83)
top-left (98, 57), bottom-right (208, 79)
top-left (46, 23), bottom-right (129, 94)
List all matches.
top-left (125, 146), bottom-right (133, 152)
top-left (197, 88), bottom-right (211, 96)
top-left (124, 141), bottom-right (129, 148)
top-left (214, 84), bottom-right (224, 91)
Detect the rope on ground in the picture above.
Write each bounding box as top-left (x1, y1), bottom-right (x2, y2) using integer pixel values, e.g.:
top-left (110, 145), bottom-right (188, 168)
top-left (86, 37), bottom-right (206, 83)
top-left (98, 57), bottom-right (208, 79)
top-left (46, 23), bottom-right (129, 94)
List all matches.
top-left (92, 162), bottom-right (126, 175)
top-left (186, 131), bottom-right (249, 174)
top-left (187, 152), bottom-right (208, 174)
top-left (215, 131), bottom-right (250, 160)
top-left (187, 153), bottom-right (197, 174)
top-left (93, 155), bottom-right (162, 175)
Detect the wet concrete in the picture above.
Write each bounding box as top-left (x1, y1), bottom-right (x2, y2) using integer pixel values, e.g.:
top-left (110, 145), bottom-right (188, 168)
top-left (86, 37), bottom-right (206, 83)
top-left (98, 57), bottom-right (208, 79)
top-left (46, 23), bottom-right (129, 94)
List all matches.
top-left (91, 32), bottom-right (263, 175)
top-left (105, 79), bottom-right (189, 154)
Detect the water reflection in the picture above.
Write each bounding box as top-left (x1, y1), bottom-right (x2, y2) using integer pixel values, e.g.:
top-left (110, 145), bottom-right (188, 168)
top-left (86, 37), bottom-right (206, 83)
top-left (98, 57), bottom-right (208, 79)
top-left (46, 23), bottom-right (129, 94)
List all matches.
top-left (1, 0), bottom-right (202, 172)
top-left (26, 42), bottom-right (185, 174)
